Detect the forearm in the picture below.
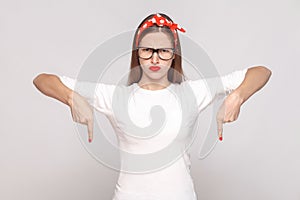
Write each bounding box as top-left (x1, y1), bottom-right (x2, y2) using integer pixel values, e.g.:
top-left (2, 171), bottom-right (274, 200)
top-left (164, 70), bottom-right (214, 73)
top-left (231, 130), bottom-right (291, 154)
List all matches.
top-left (33, 73), bottom-right (73, 106)
top-left (234, 66), bottom-right (272, 105)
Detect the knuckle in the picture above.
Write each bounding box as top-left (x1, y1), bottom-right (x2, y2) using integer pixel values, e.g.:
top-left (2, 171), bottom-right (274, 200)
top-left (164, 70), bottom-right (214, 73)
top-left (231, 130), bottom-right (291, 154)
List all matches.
top-left (86, 117), bottom-right (93, 123)
top-left (225, 119), bottom-right (231, 123)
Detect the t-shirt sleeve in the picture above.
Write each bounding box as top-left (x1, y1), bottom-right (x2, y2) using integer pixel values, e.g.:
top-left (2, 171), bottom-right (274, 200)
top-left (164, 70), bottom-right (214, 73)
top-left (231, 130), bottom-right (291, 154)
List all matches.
top-left (221, 68), bottom-right (248, 95)
top-left (186, 68), bottom-right (248, 112)
top-left (58, 75), bottom-right (116, 116)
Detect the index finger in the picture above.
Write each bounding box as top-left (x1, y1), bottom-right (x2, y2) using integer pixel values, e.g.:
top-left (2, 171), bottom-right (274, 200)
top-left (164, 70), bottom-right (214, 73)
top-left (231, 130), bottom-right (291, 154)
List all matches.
top-left (87, 119), bottom-right (94, 143)
top-left (217, 117), bottom-right (223, 141)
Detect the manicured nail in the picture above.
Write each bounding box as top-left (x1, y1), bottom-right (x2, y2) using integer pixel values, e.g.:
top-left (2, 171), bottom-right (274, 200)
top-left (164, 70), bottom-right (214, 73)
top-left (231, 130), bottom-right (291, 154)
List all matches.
top-left (89, 138), bottom-right (92, 143)
top-left (219, 136), bottom-right (223, 141)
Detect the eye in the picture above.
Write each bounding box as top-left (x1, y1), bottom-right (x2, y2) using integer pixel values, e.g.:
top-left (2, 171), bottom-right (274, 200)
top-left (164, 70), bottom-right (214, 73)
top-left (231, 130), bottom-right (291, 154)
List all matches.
top-left (161, 49), bottom-right (173, 53)
top-left (141, 48), bottom-right (152, 52)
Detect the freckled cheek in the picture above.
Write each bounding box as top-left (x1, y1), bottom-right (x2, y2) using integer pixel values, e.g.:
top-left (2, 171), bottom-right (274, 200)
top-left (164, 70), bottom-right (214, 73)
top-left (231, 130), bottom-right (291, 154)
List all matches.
top-left (138, 59), bottom-right (147, 67)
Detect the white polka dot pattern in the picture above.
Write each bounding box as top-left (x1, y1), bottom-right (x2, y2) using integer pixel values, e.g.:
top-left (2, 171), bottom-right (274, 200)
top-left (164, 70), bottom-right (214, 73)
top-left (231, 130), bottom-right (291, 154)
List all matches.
top-left (135, 13), bottom-right (186, 47)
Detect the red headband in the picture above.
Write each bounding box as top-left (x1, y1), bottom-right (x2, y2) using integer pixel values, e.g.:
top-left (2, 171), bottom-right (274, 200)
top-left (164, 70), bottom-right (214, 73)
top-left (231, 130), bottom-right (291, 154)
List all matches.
top-left (135, 14), bottom-right (186, 47)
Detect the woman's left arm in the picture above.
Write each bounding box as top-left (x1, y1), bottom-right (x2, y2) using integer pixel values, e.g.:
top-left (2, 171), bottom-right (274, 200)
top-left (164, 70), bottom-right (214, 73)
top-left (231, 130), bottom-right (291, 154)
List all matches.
top-left (217, 66), bottom-right (272, 140)
top-left (233, 66), bottom-right (272, 105)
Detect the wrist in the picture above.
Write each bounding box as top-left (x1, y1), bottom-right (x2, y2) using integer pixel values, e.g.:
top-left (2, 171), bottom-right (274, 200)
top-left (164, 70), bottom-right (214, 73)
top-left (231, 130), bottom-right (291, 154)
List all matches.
top-left (66, 89), bottom-right (74, 107)
top-left (230, 89), bottom-right (245, 106)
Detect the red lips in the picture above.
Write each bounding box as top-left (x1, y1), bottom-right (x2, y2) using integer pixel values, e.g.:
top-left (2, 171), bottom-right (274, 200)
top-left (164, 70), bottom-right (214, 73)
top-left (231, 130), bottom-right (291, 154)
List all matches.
top-left (149, 66), bottom-right (161, 71)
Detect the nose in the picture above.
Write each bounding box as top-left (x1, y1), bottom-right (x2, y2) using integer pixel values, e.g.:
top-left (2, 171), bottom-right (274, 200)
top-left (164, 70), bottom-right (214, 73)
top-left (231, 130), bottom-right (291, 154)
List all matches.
top-left (151, 52), bottom-right (160, 64)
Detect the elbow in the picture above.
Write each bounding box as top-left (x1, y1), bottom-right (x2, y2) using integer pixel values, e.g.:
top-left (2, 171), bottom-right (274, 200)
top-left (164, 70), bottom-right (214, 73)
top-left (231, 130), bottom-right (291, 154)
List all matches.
top-left (255, 66), bottom-right (272, 79)
top-left (33, 73), bottom-right (51, 88)
top-left (262, 66), bottom-right (272, 79)
top-left (33, 73), bottom-right (44, 87)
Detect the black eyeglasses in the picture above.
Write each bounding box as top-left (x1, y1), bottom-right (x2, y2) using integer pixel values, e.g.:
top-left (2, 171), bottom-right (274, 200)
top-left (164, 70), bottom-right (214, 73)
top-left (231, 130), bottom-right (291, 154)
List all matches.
top-left (137, 47), bottom-right (175, 61)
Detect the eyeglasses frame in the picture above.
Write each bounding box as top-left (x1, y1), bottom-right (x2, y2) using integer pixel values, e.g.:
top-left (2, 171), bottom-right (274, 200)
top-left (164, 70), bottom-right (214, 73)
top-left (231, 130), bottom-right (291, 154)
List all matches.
top-left (137, 47), bottom-right (175, 61)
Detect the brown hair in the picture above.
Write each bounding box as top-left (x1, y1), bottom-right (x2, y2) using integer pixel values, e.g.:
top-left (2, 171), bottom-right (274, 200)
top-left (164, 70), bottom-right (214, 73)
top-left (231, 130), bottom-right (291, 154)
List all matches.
top-left (127, 13), bottom-right (187, 86)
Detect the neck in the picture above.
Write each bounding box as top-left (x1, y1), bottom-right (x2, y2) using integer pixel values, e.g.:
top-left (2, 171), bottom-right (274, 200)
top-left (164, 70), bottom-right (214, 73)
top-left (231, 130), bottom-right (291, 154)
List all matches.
top-left (138, 80), bottom-right (171, 91)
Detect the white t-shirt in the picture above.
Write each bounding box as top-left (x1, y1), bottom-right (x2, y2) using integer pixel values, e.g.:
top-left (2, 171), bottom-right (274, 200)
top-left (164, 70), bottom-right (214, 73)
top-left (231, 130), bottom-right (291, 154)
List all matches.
top-left (58, 68), bottom-right (247, 200)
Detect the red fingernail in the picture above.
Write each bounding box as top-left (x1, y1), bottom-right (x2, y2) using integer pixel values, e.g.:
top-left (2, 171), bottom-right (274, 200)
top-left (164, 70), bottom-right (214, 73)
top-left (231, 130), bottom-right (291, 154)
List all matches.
top-left (89, 138), bottom-right (92, 143)
top-left (219, 136), bottom-right (223, 141)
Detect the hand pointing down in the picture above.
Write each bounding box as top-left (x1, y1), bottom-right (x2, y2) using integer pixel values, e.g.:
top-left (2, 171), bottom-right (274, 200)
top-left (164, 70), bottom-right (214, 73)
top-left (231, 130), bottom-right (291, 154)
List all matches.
top-left (216, 91), bottom-right (243, 141)
top-left (68, 91), bottom-right (94, 143)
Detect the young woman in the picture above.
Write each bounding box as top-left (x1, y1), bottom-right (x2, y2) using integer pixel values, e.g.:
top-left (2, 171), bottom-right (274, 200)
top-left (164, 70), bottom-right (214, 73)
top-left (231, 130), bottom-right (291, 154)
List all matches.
top-left (33, 13), bottom-right (271, 200)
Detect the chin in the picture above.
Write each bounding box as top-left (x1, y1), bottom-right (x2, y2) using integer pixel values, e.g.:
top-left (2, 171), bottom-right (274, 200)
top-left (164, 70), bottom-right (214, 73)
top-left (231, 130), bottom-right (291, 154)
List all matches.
top-left (146, 72), bottom-right (167, 79)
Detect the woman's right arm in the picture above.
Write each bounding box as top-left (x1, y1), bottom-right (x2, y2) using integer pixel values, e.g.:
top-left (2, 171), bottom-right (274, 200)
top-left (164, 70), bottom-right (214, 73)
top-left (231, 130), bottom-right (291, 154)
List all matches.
top-left (33, 73), bottom-right (94, 142)
top-left (33, 73), bottom-right (73, 106)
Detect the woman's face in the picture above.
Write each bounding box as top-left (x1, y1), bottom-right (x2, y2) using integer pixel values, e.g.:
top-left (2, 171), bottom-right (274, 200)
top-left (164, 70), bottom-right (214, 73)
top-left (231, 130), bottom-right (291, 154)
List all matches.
top-left (138, 31), bottom-right (175, 83)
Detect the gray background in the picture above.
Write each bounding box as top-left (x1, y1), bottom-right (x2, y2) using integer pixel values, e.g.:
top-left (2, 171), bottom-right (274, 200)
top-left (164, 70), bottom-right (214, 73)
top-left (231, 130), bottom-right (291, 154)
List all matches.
top-left (1, 0), bottom-right (299, 200)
